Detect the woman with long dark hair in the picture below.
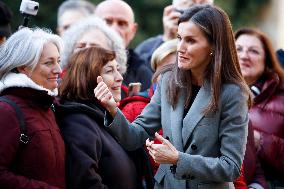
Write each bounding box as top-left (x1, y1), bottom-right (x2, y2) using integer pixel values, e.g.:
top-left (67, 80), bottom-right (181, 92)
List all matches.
top-left (95, 4), bottom-right (251, 189)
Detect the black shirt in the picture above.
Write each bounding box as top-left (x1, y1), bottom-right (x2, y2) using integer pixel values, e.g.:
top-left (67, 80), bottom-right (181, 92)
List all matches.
top-left (183, 84), bottom-right (201, 118)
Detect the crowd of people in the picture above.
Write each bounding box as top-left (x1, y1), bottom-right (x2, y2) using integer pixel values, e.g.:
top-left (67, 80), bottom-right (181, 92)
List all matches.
top-left (0, 0), bottom-right (283, 189)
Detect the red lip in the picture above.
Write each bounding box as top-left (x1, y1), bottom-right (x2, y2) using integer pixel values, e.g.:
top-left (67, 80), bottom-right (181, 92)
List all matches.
top-left (178, 54), bottom-right (189, 61)
top-left (48, 77), bottom-right (58, 81)
top-left (179, 55), bottom-right (188, 59)
top-left (111, 86), bottom-right (121, 90)
top-left (240, 62), bottom-right (251, 68)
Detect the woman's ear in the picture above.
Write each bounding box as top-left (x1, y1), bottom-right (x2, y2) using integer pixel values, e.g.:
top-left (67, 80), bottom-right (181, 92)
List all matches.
top-left (16, 66), bottom-right (28, 74)
top-left (210, 47), bottom-right (215, 56)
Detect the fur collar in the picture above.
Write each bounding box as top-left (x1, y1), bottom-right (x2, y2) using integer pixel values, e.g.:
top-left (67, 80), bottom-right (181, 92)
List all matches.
top-left (0, 73), bottom-right (58, 96)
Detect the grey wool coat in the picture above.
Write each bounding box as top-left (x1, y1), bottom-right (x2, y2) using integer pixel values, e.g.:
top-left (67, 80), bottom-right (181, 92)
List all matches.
top-left (106, 72), bottom-right (249, 189)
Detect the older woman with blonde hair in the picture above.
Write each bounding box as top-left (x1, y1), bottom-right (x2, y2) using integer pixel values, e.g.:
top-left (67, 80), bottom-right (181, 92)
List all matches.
top-left (150, 39), bottom-right (178, 83)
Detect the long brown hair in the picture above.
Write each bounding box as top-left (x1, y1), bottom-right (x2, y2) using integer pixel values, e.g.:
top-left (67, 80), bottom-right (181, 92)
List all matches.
top-left (167, 4), bottom-right (252, 114)
top-left (235, 27), bottom-right (284, 83)
top-left (59, 46), bottom-right (115, 101)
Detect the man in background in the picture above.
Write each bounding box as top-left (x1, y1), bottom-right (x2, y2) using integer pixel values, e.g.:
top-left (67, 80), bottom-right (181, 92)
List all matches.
top-left (95, 0), bottom-right (153, 92)
top-left (135, 0), bottom-right (214, 69)
top-left (57, 0), bottom-right (95, 36)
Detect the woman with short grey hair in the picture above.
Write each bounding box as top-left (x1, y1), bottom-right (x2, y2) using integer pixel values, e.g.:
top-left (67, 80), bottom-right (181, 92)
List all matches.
top-left (0, 27), bottom-right (66, 189)
top-left (61, 16), bottom-right (127, 75)
top-left (0, 28), bottom-right (62, 79)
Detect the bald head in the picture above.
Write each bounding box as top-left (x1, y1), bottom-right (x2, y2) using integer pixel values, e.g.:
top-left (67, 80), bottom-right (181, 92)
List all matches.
top-left (95, 0), bottom-right (137, 47)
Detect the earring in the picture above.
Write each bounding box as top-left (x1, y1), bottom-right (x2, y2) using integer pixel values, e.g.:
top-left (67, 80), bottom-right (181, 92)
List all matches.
top-left (210, 52), bottom-right (213, 56)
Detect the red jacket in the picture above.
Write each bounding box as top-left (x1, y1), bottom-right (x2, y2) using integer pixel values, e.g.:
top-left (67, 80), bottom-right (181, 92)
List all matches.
top-left (119, 95), bottom-right (151, 122)
top-left (234, 165), bottom-right (247, 189)
top-left (250, 72), bottom-right (284, 180)
top-left (0, 85), bottom-right (65, 188)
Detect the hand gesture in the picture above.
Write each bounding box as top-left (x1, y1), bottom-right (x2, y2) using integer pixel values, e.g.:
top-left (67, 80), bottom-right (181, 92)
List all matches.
top-left (162, 5), bottom-right (182, 41)
top-left (94, 76), bottom-right (117, 116)
top-left (146, 132), bottom-right (179, 165)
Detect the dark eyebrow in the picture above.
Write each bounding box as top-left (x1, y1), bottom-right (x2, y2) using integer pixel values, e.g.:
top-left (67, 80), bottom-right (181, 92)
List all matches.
top-left (104, 65), bottom-right (115, 69)
top-left (42, 57), bottom-right (59, 62)
top-left (183, 35), bottom-right (197, 40)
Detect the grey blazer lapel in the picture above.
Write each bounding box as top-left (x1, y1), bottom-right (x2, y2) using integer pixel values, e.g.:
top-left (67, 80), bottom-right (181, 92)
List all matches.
top-left (170, 89), bottom-right (186, 152)
top-left (182, 84), bottom-right (211, 147)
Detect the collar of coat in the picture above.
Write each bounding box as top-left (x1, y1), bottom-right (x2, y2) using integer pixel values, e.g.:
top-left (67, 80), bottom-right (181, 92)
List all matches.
top-left (0, 72), bottom-right (58, 96)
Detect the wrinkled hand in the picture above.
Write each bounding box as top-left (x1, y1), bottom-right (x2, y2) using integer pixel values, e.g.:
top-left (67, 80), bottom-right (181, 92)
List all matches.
top-left (146, 132), bottom-right (179, 165)
top-left (162, 5), bottom-right (181, 41)
top-left (94, 76), bottom-right (117, 116)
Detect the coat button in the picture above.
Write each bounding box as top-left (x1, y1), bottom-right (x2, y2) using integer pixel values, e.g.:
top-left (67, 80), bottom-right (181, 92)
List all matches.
top-left (191, 144), bottom-right (197, 150)
top-left (170, 165), bottom-right (176, 174)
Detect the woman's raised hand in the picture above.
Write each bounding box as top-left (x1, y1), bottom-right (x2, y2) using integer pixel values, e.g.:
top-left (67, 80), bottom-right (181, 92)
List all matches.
top-left (94, 76), bottom-right (117, 116)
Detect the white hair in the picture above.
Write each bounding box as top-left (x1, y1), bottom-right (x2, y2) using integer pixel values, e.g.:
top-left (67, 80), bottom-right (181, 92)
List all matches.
top-left (61, 16), bottom-right (127, 74)
top-left (57, 0), bottom-right (96, 26)
top-left (0, 27), bottom-right (63, 79)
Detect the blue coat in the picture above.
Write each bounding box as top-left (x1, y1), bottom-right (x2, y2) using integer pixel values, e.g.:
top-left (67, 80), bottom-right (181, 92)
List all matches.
top-left (106, 72), bottom-right (249, 189)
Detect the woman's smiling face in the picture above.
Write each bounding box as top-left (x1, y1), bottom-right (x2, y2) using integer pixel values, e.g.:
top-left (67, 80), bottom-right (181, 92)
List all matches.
top-left (100, 59), bottom-right (123, 102)
top-left (235, 34), bottom-right (265, 85)
top-left (20, 42), bottom-right (62, 90)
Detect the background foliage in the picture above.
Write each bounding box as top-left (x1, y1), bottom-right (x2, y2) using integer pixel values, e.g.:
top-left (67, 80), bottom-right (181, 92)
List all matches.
top-left (3, 0), bottom-right (269, 48)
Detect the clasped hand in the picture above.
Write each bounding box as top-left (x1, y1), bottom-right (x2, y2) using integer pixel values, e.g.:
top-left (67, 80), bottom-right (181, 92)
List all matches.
top-left (146, 132), bottom-right (179, 165)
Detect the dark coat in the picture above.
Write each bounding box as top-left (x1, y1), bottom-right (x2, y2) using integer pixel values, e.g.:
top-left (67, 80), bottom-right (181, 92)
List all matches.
top-left (55, 100), bottom-right (137, 189)
top-left (249, 72), bottom-right (284, 181)
top-left (134, 35), bottom-right (164, 69)
top-left (0, 86), bottom-right (66, 189)
top-left (123, 49), bottom-right (153, 91)
top-left (276, 49), bottom-right (284, 68)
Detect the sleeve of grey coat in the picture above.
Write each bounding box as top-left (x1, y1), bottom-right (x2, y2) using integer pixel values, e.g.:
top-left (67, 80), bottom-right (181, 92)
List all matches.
top-left (105, 78), bottom-right (163, 151)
